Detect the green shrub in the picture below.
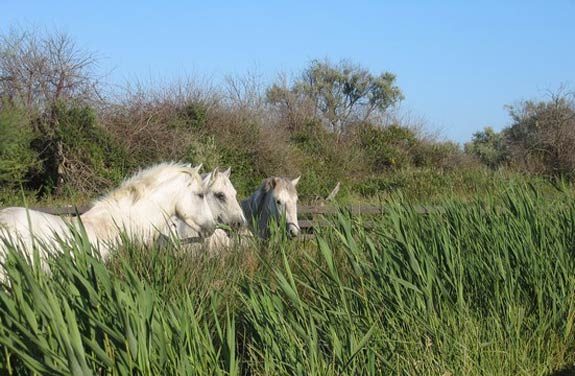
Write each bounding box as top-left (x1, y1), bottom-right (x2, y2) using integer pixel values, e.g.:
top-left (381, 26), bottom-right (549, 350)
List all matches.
top-left (169, 102), bottom-right (208, 131)
top-left (185, 135), bottom-right (222, 170)
top-left (413, 140), bottom-right (466, 170)
top-left (291, 121), bottom-right (358, 199)
top-left (504, 94), bottom-right (575, 178)
top-left (0, 104), bottom-right (39, 187)
top-left (218, 145), bottom-right (261, 196)
top-left (354, 123), bottom-right (418, 171)
top-left (51, 102), bottom-right (134, 193)
top-left (464, 127), bottom-right (508, 169)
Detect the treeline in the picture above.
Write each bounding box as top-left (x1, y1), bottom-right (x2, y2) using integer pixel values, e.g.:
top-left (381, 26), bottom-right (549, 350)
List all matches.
top-left (0, 29), bottom-right (572, 202)
top-left (465, 91), bottom-right (575, 178)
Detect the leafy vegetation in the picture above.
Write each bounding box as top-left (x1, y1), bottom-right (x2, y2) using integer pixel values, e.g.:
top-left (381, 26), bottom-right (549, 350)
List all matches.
top-left (1, 186), bottom-right (575, 374)
top-left (1, 28), bottom-right (575, 375)
top-left (0, 104), bottom-right (39, 187)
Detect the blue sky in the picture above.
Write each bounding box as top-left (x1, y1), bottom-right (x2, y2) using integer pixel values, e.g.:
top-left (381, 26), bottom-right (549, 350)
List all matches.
top-left (2, 1), bottom-right (574, 143)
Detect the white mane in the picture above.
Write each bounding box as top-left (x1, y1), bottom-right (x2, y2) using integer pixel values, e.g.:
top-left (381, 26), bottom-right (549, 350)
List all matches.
top-left (94, 162), bottom-right (200, 207)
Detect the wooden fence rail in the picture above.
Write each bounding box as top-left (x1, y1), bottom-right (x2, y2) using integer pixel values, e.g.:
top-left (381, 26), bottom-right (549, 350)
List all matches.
top-left (1, 204), bottom-right (440, 233)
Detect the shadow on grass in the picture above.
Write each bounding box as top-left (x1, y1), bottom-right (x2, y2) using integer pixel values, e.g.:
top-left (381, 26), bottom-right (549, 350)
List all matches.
top-left (551, 366), bottom-right (575, 376)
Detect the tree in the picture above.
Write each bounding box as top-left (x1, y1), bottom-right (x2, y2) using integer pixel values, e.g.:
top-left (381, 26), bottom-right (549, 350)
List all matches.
top-left (0, 28), bottom-right (102, 194)
top-left (504, 89), bottom-right (575, 177)
top-left (0, 28), bottom-right (100, 111)
top-left (267, 59), bottom-right (403, 134)
top-left (464, 126), bottom-right (508, 169)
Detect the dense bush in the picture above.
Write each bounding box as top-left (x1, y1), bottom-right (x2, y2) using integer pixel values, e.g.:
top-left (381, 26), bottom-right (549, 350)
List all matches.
top-left (0, 104), bottom-right (39, 187)
top-left (53, 103), bottom-right (133, 193)
top-left (466, 92), bottom-right (575, 179)
top-left (353, 123), bottom-right (418, 171)
top-left (412, 140), bottom-right (469, 170)
top-left (1, 29), bottom-right (574, 205)
top-left (289, 121), bottom-right (356, 198)
top-left (505, 93), bottom-right (575, 178)
top-left (464, 127), bottom-right (508, 169)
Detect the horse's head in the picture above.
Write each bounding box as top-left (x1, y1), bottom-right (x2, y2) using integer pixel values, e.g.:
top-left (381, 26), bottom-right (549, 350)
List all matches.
top-left (202, 167), bottom-right (245, 230)
top-left (175, 164), bottom-right (216, 238)
top-left (261, 176), bottom-right (300, 238)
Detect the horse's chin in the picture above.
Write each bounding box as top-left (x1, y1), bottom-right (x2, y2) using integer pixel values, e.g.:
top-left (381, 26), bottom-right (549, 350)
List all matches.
top-left (288, 223), bottom-right (300, 238)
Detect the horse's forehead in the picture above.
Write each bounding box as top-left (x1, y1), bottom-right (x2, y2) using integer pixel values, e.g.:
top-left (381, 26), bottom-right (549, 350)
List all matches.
top-left (211, 176), bottom-right (236, 194)
top-left (185, 173), bottom-right (203, 191)
top-left (274, 185), bottom-right (297, 202)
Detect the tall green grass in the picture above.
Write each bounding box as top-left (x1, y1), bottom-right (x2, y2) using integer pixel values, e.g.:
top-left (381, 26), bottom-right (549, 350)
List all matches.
top-left (1, 185), bottom-right (575, 375)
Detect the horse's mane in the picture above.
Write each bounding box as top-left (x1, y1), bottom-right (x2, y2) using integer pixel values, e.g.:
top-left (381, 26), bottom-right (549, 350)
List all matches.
top-left (244, 177), bottom-right (297, 215)
top-left (94, 162), bottom-right (200, 206)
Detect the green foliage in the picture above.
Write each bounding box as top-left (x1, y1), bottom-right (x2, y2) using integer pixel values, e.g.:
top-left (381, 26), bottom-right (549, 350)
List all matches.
top-left (354, 123), bottom-right (418, 171)
top-left (268, 59), bottom-right (403, 133)
top-left (351, 167), bottom-right (540, 202)
top-left (291, 121), bottom-right (355, 199)
top-left (464, 126), bottom-right (508, 168)
top-left (504, 93), bottom-right (575, 177)
top-left (0, 104), bottom-right (39, 186)
top-left (2, 187), bottom-right (575, 374)
top-left (412, 140), bottom-right (465, 170)
top-left (185, 135), bottom-right (222, 170)
top-left (170, 102), bottom-right (208, 131)
top-left (52, 103), bottom-right (134, 192)
top-left (218, 145), bottom-right (262, 196)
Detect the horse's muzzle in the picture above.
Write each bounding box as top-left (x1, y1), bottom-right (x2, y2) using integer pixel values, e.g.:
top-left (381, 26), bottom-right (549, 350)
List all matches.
top-left (288, 222), bottom-right (300, 238)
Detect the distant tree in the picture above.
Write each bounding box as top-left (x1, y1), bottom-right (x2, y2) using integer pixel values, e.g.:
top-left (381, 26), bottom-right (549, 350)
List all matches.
top-left (464, 126), bottom-right (508, 169)
top-left (266, 74), bottom-right (318, 133)
top-left (0, 28), bottom-right (100, 111)
top-left (267, 59), bottom-right (403, 134)
top-left (504, 89), bottom-right (575, 177)
top-left (0, 28), bottom-right (101, 194)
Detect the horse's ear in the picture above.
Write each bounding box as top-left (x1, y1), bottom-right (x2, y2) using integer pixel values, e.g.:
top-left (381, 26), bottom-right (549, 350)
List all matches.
top-left (222, 167), bottom-right (231, 178)
top-left (262, 178), bottom-right (274, 192)
top-left (202, 172), bottom-right (212, 187)
top-left (208, 167), bottom-right (219, 185)
top-left (192, 164), bottom-right (203, 174)
top-left (291, 176), bottom-right (301, 186)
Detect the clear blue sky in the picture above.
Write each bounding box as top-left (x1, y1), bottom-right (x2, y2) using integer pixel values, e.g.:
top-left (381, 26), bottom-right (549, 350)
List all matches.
top-left (2, 1), bottom-right (574, 143)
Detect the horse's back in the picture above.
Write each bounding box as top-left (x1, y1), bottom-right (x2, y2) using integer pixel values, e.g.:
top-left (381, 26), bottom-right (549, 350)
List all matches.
top-left (0, 207), bottom-right (71, 249)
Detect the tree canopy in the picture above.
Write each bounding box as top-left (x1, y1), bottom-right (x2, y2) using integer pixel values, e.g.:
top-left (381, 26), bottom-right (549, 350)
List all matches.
top-left (267, 59), bottom-right (403, 134)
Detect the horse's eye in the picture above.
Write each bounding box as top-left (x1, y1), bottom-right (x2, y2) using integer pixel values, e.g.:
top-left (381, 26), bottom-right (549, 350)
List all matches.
top-left (215, 192), bottom-right (226, 201)
top-left (276, 200), bottom-right (281, 205)
top-left (197, 193), bottom-right (204, 199)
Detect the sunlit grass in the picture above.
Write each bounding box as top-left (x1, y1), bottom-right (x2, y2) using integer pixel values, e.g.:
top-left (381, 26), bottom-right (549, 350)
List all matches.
top-left (0, 185), bottom-right (574, 374)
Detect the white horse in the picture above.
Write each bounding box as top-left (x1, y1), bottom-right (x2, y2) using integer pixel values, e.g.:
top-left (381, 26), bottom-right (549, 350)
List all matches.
top-left (170, 175), bottom-right (300, 251)
top-left (0, 162), bottom-right (216, 265)
top-left (167, 167), bottom-right (246, 250)
top-left (241, 176), bottom-right (300, 239)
